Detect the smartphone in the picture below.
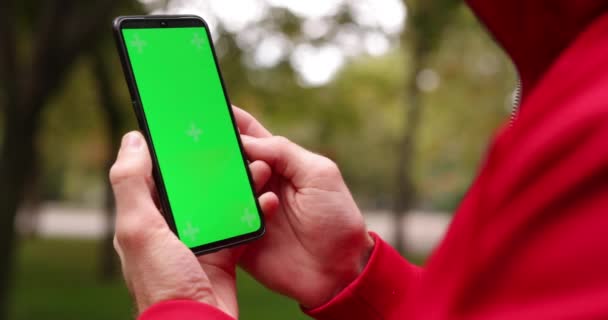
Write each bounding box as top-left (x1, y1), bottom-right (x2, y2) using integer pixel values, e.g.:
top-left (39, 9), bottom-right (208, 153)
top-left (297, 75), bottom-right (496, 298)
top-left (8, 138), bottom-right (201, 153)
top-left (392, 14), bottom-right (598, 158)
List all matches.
top-left (113, 15), bottom-right (264, 255)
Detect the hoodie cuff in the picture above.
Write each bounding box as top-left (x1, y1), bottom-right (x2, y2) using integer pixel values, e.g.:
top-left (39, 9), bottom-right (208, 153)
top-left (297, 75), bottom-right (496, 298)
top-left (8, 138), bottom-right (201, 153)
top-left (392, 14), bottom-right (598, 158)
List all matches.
top-left (138, 300), bottom-right (234, 320)
top-left (304, 232), bottom-right (422, 320)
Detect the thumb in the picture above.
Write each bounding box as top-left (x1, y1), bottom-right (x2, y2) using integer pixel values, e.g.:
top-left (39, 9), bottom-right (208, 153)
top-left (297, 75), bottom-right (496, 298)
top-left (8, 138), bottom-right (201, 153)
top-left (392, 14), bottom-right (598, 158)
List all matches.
top-left (110, 131), bottom-right (159, 222)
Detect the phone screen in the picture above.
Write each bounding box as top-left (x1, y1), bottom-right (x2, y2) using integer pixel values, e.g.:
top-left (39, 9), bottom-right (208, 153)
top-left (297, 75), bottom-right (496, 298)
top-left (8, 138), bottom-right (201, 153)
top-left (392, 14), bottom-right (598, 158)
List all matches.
top-left (121, 25), bottom-right (262, 249)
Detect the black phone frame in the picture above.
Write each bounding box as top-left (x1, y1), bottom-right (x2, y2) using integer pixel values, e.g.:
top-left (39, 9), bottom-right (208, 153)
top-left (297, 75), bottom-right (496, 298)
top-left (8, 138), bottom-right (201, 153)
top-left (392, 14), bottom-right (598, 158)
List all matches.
top-left (112, 15), bottom-right (265, 255)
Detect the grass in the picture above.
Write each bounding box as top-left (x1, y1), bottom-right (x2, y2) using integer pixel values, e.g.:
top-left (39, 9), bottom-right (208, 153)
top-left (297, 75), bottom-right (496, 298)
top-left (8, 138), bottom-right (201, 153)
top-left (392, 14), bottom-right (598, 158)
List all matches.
top-left (8, 238), bottom-right (309, 320)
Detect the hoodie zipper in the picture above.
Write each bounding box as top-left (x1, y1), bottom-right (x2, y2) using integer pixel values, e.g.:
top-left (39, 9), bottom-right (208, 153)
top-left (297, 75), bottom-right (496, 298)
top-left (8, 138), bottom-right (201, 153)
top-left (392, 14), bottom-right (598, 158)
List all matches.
top-left (510, 80), bottom-right (522, 125)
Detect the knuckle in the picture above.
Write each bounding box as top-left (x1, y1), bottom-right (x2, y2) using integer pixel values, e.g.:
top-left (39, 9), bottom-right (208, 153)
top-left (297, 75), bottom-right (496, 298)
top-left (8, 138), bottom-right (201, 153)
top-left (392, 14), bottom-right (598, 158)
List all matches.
top-left (115, 216), bottom-right (147, 249)
top-left (271, 135), bottom-right (291, 147)
top-left (109, 158), bottom-right (146, 187)
top-left (315, 157), bottom-right (341, 178)
top-left (109, 162), bottom-right (132, 186)
top-left (113, 235), bottom-right (125, 260)
top-left (112, 235), bottom-right (120, 251)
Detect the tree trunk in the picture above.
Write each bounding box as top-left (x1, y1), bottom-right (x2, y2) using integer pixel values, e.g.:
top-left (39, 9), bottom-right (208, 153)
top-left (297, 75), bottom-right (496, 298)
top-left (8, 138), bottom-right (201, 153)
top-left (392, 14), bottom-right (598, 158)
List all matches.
top-left (17, 156), bottom-right (43, 239)
top-left (393, 45), bottom-right (425, 255)
top-left (92, 51), bottom-right (123, 281)
top-left (0, 0), bottom-right (123, 309)
top-left (0, 118), bottom-right (37, 317)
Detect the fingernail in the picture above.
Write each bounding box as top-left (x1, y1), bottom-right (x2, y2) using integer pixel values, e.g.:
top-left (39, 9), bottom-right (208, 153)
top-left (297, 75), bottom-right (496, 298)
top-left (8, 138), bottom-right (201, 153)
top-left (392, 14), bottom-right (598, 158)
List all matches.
top-left (123, 132), bottom-right (142, 150)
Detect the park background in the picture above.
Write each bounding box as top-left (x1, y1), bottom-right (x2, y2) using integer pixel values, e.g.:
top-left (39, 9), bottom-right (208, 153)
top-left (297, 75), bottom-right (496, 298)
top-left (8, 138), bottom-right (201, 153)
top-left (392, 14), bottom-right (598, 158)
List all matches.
top-left (0, 0), bottom-right (516, 319)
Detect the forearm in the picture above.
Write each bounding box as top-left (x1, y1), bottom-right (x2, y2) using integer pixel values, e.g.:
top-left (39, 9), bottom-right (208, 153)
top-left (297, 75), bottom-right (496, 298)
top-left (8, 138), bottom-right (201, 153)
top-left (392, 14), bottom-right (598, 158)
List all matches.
top-left (305, 233), bottom-right (424, 320)
top-left (138, 300), bottom-right (234, 320)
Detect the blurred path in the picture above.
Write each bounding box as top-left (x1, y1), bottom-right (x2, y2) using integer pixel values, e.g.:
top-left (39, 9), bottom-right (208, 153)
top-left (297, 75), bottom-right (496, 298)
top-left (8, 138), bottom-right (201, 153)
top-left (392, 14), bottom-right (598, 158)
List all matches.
top-left (365, 210), bottom-right (451, 254)
top-left (18, 203), bottom-right (452, 255)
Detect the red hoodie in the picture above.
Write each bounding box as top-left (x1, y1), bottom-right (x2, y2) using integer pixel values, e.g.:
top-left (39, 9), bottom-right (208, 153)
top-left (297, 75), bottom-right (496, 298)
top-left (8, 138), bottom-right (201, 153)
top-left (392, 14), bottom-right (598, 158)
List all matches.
top-left (140, 0), bottom-right (608, 319)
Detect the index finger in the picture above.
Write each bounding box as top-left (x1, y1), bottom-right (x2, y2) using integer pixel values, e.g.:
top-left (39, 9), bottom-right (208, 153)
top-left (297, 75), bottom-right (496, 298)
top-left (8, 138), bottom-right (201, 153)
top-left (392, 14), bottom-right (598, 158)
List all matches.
top-left (232, 105), bottom-right (272, 138)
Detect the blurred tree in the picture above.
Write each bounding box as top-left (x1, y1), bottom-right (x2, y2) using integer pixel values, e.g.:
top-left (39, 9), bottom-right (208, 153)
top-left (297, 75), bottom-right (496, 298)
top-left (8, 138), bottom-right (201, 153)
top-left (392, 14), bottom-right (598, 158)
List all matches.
top-left (147, 0), bottom-right (397, 148)
top-left (143, 0), bottom-right (512, 242)
top-left (0, 0), bottom-right (125, 314)
top-left (0, 0), bottom-right (516, 317)
top-left (392, 0), bottom-right (461, 253)
top-left (91, 47), bottom-right (124, 281)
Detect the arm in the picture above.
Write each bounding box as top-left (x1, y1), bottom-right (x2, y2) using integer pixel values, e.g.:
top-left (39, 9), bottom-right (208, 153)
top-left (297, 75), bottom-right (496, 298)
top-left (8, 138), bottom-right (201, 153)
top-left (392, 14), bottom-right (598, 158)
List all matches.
top-left (306, 233), bottom-right (423, 320)
top-left (460, 188), bottom-right (608, 319)
top-left (310, 98), bottom-right (608, 319)
top-left (122, 107), bottom-right (413, 319)
top-left (409, 106), bottom-right (608, 319)
top-left (454, 148), bottom-right (608, 317)
top-left (139, 300), bottom-right (234, 320)
top-left (138, 233), bottom-right (422, 320)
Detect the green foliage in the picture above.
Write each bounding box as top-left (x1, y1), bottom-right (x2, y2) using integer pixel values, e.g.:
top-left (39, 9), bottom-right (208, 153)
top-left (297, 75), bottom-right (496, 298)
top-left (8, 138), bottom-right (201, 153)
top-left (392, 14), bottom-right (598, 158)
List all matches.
top-left (5, 1), bottom-right (519, 318)
top-left (36, 3), bottom-right (515, 212)
top-left (406, 0), bottom-right (462, 55)
top-left (38, 51), bottom-right (136, 204)
top-left (413, 8), bottom-right (516, 209)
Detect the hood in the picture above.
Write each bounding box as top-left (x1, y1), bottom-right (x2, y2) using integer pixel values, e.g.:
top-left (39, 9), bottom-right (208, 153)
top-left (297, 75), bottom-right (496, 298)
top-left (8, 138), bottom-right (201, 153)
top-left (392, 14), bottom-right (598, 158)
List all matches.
top-left (466, 0), bottom-right (608, 99)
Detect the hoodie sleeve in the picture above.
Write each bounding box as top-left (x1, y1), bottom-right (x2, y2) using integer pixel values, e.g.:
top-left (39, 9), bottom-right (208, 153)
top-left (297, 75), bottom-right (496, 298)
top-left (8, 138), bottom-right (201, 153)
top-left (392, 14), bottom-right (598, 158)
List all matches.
top-left (138, 300), bottom-right (234, 320)
top-left (420, 60), bottom-right (608, 318)
top-left (305, 233), bottom-right (424, 320)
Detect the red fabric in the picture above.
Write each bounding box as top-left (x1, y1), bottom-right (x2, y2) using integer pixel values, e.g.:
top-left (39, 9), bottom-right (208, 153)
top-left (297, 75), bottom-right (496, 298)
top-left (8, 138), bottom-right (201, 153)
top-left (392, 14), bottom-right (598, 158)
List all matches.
top-left (143, 1), bottom-right (608, 319)
top-left (310, 2), bottom-right (608, 319)
top-left (138, 300), bottom-right (233, 320)
top-left (466, 0), bottom-right (608, 97)
top-left (305, 233), bottom-right (423, 319)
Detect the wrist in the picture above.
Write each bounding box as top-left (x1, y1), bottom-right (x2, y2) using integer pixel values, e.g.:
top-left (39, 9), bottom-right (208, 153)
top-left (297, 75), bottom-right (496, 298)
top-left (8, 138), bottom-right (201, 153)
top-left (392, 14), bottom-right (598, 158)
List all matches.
top-left (135, 285), bottom-right (217, 315)
top-left (138, 300), bottom-right (233, 320)
top-left (301, 232), bottom-right (375, 309)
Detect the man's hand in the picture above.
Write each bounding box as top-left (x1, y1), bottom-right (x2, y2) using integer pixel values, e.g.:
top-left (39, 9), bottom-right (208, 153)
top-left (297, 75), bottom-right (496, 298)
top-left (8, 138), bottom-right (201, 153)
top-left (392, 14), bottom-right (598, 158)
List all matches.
top-left (110, 131), bottom-right (276, 318)
top-left (233, 107), bottom-right (375, 309)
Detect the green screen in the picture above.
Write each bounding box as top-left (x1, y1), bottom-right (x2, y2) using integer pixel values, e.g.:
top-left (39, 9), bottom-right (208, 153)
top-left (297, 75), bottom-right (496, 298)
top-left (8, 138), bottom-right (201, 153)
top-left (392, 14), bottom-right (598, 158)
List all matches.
top-left (122, 26), bottom-right (261, 249)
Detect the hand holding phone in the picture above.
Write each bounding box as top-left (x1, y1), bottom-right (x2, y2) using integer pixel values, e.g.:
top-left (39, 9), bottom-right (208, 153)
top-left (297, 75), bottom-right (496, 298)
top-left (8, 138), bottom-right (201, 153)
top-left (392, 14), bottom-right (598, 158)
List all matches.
top-left (110, 131), bottom-right (238, 316)
top-left (114, 16), bottom-right (374, 312)
top-left (113, 15), bottom-right (264, 255)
